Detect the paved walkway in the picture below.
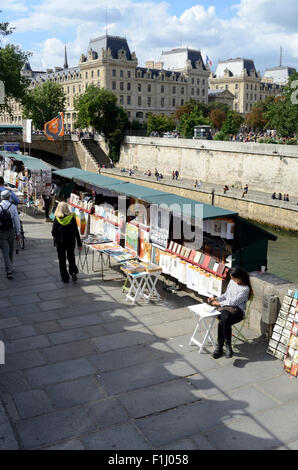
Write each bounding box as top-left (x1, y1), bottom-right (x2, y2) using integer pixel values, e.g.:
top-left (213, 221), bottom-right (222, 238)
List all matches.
top-left (103, 168), bottom-right (298, 211)
top-left (0, 213), bottom-right (297, 450)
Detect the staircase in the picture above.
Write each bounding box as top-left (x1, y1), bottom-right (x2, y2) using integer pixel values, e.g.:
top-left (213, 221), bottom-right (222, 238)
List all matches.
top-left (81, 139), bottom-right (111, 169)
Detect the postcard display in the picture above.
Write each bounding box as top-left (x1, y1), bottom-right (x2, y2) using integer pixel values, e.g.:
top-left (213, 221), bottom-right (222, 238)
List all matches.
top-left (267, 290), bottom-right (298, 378)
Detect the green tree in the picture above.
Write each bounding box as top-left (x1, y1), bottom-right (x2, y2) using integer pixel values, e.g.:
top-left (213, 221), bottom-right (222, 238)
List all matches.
top-left (221, 111), bottom-right (244, 137)
top-left (146, 113), bottom-right (175, 135)
top-left (0, 19), bottom-right (31, 112)
top-left (178, 105), bottom-right (211, 138)
top-left (74, 85), bottom-right (129, 162)
top-left (22, 81), bottom-right (66, 130)
top-left (265, 73), bottom-right (298, 137)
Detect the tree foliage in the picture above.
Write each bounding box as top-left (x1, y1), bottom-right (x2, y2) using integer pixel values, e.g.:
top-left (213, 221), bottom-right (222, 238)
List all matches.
top-left (146, 113), bottom-right (176, 135)
top-left (0, 18), bottom-right (31, 112)
top-left (22, 81), bottom-right (66, 130)
top-left (74, 85), bottom-right (129, 162)
top-left (221, 110), bottom-right (244, 136)
top-left (264, 73), bottom-right (298, 137)
top-left (209, 109), bottom-right (226, 129)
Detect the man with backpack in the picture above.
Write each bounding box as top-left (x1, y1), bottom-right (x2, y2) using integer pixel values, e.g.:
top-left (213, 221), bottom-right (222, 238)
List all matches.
top-left (0, 190), bottom-right (21, 279)
top-left (0, 176), bottom-right (20, 204)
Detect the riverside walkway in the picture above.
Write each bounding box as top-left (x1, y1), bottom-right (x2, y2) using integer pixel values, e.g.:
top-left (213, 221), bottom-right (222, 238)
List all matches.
top-left (0, 212), bottom-right (297, 450)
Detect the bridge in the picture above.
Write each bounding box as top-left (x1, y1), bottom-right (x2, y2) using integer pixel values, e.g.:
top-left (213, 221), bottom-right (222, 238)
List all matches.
top-left (0, 134), bottom-right (110, 171)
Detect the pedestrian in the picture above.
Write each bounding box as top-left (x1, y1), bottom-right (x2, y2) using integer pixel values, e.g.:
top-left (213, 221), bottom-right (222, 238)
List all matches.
top-left (0, 176), bottom-right (20, 204)
top-left (223, 185), bottom-right (229, 194)
top-left (242, 184), bottom-right (248, 198)
top-left (172, 171), bottom-right (175, 180)
top-left (0, 190), bottom-right (21, 279)
top-left (278, 193), bottom-right (282, 200)
top-left (42, 191), bottom-right (52, 222)
top-left (51, 202), bottom-right (82, 283)
top-left (208, 267), bottom-right (253, 359)
top-left (286, 194), bottom-right (290, 202)
top-left (175, 170), bottom-right (179, 180)
top-left (271, 192), bottom-right (277, 199)
top-left (194, 179), bottom-right (198, 188)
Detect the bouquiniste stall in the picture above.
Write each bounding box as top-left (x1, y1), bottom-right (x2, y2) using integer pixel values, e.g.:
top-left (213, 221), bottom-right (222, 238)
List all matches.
top-left (53, 167), bottom-right (277, 301)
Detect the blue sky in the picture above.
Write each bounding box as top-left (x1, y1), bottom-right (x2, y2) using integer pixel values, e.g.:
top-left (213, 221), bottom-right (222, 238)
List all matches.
top-left (1, 0), bottom-right (297, 72)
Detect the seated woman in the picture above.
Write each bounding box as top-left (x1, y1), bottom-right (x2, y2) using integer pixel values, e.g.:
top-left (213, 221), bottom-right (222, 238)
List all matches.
top-left (208, 267), bottom-right (253, 359)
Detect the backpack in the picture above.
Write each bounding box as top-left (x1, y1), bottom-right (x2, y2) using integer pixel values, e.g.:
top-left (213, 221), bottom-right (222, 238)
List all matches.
top-left (0, 203), bottom-right (13, 231)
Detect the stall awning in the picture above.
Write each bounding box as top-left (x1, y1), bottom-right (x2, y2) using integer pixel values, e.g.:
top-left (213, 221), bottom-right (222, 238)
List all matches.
top-left (53, 167), bottom-right (94, 180)
top-left (0, 151), bottom-right (52, 170)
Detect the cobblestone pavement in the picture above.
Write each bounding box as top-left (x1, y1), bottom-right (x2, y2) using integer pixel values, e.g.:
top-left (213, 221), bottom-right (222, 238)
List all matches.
top-left (103, 168), bottom-right (298, 211)
top-left (0, 212), bottom-right (297, 450)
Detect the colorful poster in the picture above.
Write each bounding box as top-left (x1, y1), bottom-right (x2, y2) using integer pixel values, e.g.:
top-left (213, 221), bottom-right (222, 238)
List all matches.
top-left (125, 223), bottom-right (139, 255)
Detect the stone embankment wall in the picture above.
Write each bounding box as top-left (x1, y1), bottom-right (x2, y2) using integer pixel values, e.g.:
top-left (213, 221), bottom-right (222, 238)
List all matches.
top-left (117, 136), bottom-right (298, 197)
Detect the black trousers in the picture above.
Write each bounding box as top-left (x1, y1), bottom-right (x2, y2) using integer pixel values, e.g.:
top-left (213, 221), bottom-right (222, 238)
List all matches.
top-left (43, 196), bottom-right (51, 218)
top-left (56, 243), bottom-right (78, 281)
top-left (217, 307), bottom-right (244, 345)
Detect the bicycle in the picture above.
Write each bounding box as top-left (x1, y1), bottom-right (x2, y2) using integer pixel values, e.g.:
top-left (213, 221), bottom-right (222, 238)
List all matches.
top-left (16, 219), bottom-right (25, 253)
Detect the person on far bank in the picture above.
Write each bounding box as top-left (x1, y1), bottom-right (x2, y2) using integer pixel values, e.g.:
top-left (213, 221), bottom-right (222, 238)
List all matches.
top-left (0, 190), bottom-right (21, 279)
top-left (51, 202), bottom-right (82, 283)
top-left (208, 267), bottom-right (252, 359)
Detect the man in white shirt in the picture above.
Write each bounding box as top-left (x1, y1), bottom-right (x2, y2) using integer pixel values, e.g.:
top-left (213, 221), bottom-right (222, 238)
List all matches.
top-left (0, 190), bottom-right (21, 279)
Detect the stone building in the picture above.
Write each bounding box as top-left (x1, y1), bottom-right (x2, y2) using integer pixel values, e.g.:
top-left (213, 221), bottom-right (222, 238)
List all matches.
top-left (209, 58), bottom-right (284, 114)
top-left (0, 35), bottom-right (209, 131)
top-left (208, 88), bottom-right (235, 109)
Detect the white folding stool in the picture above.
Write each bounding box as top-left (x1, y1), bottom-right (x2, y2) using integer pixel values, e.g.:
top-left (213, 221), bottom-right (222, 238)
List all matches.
top-left (188, 304), bottom-right (219, 353)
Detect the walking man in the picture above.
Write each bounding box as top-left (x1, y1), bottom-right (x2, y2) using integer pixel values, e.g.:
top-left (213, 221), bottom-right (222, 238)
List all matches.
top-left (0, 190), bottom-right (21, 279)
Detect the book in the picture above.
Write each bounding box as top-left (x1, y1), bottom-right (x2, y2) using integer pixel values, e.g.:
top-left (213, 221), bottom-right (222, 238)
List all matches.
top-left (202, 255), bottom-right (210, 268)
top-left (189, 250), bottom-right (196, 262)
top-left (193, 252), bottom-right (201, 264)
top-left (217, 263), bottom-right (226, 276)
top-left (207, 258), bottom-right (216, 271)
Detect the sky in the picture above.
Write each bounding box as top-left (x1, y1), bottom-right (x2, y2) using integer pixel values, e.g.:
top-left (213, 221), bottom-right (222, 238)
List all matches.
top-left (1, 0), bottom-right (297, 74)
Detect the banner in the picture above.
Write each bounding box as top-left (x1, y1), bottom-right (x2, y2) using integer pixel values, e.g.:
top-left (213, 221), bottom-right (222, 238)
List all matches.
top-left (44, 113), bottom-right (64, 142)
top-left (23, 119), bottom-right (32, 144)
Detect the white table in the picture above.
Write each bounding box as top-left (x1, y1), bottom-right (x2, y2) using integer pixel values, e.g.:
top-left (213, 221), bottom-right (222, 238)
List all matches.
top-left (124, 269), bottom-right (162, 305)
top-left (188, 304), bottom-right (220, 353)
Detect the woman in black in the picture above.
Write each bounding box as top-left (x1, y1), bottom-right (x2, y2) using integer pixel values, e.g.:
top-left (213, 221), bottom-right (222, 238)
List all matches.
top-left (208, 267), bottom-right (253, 359)
top-left (51, 202), bottom-right (82, 283)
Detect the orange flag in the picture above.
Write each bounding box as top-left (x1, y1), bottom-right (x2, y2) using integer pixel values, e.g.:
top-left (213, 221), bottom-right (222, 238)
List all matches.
top-left (44, 113), bottom-right (64, 142)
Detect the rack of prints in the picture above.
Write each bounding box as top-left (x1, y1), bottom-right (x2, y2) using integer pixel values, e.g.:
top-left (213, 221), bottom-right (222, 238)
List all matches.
top-left (284, 291), bottom-right (298, 377)
top-left (267, 290), bottom-right (298, 366)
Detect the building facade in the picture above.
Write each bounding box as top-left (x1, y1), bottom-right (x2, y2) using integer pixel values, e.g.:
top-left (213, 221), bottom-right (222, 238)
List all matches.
top-left (0, 35), bottom-right (210, 131)
top-left (209, 58), bottom-right (284, 114)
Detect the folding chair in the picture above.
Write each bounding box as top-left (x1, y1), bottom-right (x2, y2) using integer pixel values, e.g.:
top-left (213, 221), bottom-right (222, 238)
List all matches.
top-left (232, 296), bottom-right (253, 344)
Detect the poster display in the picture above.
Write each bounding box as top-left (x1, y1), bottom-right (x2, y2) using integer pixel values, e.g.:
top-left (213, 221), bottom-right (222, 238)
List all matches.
top-left (149, 205), bottom-right (170, 250)
top-left (125, 223), bottom-right (139, 255)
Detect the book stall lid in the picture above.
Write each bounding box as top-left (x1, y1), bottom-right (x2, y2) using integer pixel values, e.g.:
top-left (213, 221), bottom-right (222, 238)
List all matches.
top-left (0, 151), bottom-right (52, 170)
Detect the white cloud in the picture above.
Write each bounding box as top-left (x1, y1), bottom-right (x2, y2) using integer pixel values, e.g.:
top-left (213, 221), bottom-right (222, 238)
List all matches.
top-left (7, 0), bottom-right (298, 72)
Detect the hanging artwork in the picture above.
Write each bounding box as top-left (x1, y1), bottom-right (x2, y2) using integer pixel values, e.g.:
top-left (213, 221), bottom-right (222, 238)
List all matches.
top-left (125, 223), bottom-right (139, 255)
top-left (149, 205), bottom-right (170, 250)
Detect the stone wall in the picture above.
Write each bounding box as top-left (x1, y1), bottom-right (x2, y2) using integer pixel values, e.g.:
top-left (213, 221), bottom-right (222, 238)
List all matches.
top-left (101, 171), bottom-right (298, 231)
top-left (117, 136), bottom-right (298, 197)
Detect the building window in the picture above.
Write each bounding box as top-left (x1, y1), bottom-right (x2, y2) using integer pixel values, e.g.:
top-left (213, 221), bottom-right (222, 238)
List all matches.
top-left (202, 79), bottom-right (205, 85)
top-left (97, 69), bottom-right (100, 77)
top-left (202, 89), bottom-right (205, 96)
top-left (161, 85), bottom-right (164, 93)
top-left (172, 98), bottom-right (176, 106)
top-left (79, 85), bottom-right (81, 92)
top-left (73, 86), bottom-right (76, 93)
top-left (148, 97), bottom-right (151, 107)
top-left (127, 71), bottom-right (131, 78)
top-left (112, 81), bottom-right (116, 90)
top-left (148, 84), bottom-right (151, 92)
top-left (127, 96), bottom-right (131, 105)
top-left (161, 97), bottom-right (164, 107)
top-left (91, 71), bottom-right (94, 78)
top-left (127, 82), bottom-right (131, 91)
top-left (136, 112), bottom-right (143, 118)
top-left (120, 70), bottom-right (123, 77)
top-left (85, 72), bottom-right (88, 79)
top-left (197, 88), bottom-right (200, 95)
top-left (191, 88), bottom-right (194, 95)
top-left (235, 83), bottom-right (239, 89)
top-left (181, 99), bottom-right (184, 105)
top-left (138, 96), bottom-right (142, 106)
top-left (112, 69), bottom-right (116, 77)
top-left (197, 78), bottom-right (200, 85)
top-left (181, 87), bottom-right (184, 95)
top-left (120, 95), bottom-right (124, 105)
top-left (120, 82), bottom-right (124, 91)
top-left (137, 83), bottom-right (141, 92)
top-left (172, 86), bottom-right (176, 94)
